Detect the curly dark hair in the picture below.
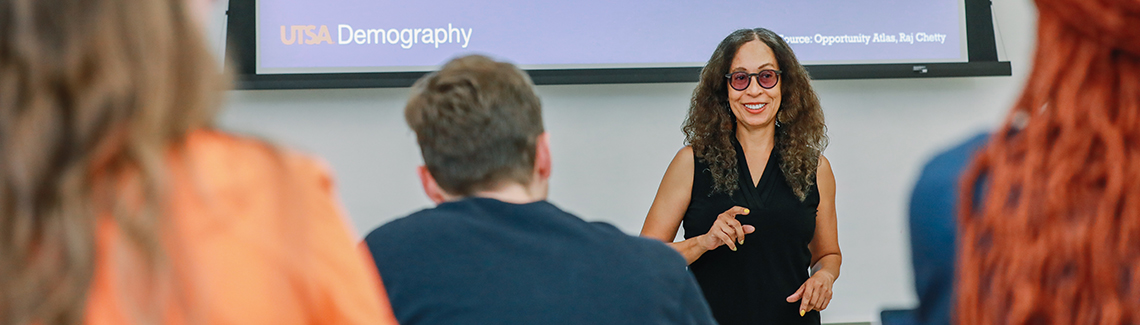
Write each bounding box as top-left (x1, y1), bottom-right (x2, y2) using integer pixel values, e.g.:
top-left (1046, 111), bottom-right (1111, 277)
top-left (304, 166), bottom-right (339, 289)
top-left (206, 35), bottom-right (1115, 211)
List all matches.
top-left (683, 28), bottom-right (828, 200)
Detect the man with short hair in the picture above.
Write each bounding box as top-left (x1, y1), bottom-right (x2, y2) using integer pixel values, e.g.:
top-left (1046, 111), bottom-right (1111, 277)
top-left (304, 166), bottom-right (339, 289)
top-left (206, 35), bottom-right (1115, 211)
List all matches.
top-left (364, 55), bottom-right (716, 325)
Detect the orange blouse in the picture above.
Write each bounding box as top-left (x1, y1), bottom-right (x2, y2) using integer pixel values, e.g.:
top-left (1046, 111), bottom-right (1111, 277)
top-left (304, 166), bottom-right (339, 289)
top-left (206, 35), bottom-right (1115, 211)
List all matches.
top-left (84, 130), bottom-right (398, 324)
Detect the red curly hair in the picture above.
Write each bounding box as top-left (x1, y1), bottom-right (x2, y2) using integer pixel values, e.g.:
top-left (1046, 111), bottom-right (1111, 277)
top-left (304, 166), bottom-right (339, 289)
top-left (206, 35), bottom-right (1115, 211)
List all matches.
top-left (956, 0), bottom-right (1140, 323)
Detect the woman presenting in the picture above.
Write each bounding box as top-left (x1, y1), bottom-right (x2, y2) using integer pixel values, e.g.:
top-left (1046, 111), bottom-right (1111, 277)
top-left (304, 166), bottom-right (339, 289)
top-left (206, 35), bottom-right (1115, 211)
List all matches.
top-left (641, 28), bottom-right (840, 325)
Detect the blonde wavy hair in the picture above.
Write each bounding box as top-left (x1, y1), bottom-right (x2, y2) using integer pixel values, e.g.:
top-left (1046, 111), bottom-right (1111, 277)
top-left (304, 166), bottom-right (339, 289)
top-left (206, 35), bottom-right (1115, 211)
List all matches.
top-left (0, 0), bottom-right (226, 323)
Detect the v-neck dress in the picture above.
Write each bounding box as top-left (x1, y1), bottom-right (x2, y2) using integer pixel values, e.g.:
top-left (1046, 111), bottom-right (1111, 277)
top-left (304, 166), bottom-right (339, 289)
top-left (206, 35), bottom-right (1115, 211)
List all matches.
top-left (682, 139), bottom-right (821, 325)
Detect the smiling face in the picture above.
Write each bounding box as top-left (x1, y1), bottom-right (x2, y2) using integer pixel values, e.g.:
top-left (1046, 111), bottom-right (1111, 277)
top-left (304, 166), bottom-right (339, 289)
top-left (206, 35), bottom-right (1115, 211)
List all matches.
top-left (727, 40), bottom-right (782, 130)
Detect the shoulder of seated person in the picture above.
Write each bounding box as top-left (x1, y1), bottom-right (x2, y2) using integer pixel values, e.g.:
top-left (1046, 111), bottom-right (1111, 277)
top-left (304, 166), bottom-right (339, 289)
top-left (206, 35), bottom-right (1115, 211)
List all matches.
top-left (366, 207), bottom-right (469, 241)
top-left (587, 222), bottom-right (687, 261)
top-left (585, 220), bottom-right (626, 235)
top-left (182, 129), bottom-right (323, 171)
top-left (179, 129), bottom-right (332, 194)
top-left (184, 129), bottom-right (268, 155)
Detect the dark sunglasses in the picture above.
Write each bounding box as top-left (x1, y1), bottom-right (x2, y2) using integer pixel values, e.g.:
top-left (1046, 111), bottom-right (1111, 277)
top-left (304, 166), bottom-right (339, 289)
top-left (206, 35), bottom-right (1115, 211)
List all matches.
top-left (725, 70), bottom-right (783, 91)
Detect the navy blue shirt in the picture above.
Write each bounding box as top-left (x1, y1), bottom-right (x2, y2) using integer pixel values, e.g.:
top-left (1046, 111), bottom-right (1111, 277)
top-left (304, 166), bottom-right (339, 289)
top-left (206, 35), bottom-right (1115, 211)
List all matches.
top-left (907, 132), bottom-right (989, 325)
top-left (364, 197), bottom-right (717, 325)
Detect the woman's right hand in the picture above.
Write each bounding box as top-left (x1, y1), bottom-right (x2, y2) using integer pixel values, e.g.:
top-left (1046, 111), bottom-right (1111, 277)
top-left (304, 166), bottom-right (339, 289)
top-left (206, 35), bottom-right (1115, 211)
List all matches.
top-left (697, 206), bottom-right (755, 251)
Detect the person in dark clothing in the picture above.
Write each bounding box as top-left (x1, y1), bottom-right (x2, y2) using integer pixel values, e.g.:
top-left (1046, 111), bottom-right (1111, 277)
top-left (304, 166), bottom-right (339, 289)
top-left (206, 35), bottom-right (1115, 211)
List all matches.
top-left (641, 28), bottom-right (840, 325)
top-left (363, 55), bottom-right (716, 325)
top-left (891, 132), bottom-right (989, 325)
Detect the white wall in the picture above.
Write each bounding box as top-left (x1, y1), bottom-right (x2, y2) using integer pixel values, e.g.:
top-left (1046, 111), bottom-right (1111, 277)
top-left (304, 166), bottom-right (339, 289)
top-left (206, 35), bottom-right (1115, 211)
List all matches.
top-left (210, 1), bottom-right (1038, 323)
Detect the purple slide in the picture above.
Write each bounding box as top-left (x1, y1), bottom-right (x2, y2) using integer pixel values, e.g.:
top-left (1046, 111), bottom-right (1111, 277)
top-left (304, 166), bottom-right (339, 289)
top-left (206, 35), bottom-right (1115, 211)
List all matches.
top-left (257, 0), bottom-right (965, 74)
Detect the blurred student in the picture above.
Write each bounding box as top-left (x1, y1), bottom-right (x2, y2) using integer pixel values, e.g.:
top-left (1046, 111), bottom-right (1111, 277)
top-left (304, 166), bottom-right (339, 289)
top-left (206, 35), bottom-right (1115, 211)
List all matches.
top-left (363, 54), bottom-right (716, 325)
top-left (0, 0), bottom-right (397, 323)
top-left (896, 131), bottom-right (988, 325)
top-left (955, 0), bottom-right (1140, 322)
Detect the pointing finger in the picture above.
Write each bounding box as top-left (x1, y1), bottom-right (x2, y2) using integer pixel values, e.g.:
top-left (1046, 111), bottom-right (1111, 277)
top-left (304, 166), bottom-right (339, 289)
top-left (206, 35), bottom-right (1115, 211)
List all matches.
top-left (800, 282), bottom-right (816, 316)
top-left (786, 284), bottom-right (805, 303)
top-left (727, 206), bottom-right (750, 217)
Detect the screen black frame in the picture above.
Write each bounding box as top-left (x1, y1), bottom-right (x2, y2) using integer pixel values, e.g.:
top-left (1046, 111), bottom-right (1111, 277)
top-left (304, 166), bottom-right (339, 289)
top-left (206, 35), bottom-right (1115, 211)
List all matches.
top-left (225, 0), bottom-right (1011, 90)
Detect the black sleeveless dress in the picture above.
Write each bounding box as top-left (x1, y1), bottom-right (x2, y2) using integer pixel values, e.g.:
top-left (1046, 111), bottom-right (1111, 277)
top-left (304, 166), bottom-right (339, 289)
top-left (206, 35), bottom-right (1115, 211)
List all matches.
top-left (683, 139), bottom-right (821, 325)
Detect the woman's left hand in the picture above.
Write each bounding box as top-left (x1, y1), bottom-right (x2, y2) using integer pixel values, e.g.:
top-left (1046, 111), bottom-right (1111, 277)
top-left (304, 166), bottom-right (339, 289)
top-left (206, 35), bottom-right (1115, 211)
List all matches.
top-left (785, 270), bottom-right (836, 316)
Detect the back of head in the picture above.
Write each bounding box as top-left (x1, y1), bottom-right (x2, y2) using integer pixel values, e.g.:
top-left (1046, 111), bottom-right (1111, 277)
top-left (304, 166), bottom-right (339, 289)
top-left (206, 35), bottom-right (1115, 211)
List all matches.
top-left (405, 55), bottom-right (544, 196)
top-left (957, 0), bottom-right (1140, 323)
top-left (0, 0), bottom-right (225, 322)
